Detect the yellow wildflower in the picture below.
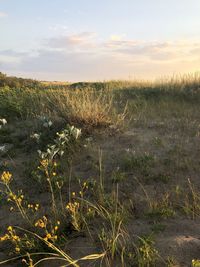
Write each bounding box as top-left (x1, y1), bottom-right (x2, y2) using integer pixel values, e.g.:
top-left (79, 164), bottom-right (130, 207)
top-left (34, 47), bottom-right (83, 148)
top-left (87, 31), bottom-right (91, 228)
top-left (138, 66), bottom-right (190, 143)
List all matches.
top-left (44, 233), bottom-right (52, 241)
top-left (7, 226), bottom-right (13, 231)
top-left (0, 234), bottom-right (9, 242)
top-left (1, 171), bottom-right (12, 184)
top-left (12, 235), bottom-right (20, 241)
top-left (46, 233), bottom-right (51, 239)
top-left (35, 220), bottom-right (45, 228)
top-left (15, 247), bottom-right (20, 252)
top-left (35, 204), bottom-right (39, 211)
top-left (40, 159), bottom-right (49, 168)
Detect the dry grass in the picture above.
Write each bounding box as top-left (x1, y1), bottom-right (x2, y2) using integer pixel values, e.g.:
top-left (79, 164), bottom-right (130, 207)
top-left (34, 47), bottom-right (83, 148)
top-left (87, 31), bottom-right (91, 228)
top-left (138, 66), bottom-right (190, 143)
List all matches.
top-left (0, 87), bottom-right (126, 130)
top-left (46, 88), bottom-right (120, 128)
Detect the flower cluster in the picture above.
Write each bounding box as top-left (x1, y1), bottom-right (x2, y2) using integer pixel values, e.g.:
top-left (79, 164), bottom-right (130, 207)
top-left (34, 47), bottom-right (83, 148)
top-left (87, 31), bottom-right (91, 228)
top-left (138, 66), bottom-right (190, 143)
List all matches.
top-left (0, 171), bottom-right (12, 184)
top-left (0, 172), bottom-right (30, 221)
top-left (38, 125), bottom-right (81, 162)
top-left (8, 192), bottom-right (24, 205)
top-left (66, 201), bottom-right (80, 211)
top-left (40, 159), bottom-right (49, 168)
top-left (27, 203), bottom-right (39, 212)
top-left (0, 226), bottom-right (21, 253)
top-left (35, 216), bottom-right (60, 243)
top-left (35, 216), bottom-right (48, 229)
top-left (66, 200), bottom-right (81, 232)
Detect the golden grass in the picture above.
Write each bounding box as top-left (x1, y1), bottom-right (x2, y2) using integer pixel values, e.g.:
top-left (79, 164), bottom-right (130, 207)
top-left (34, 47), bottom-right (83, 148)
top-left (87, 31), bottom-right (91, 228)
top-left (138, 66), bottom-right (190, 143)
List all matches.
top-left (46, 88), bottom-right (118, 128)
top-left (0, 87), bottom-right (126, 129)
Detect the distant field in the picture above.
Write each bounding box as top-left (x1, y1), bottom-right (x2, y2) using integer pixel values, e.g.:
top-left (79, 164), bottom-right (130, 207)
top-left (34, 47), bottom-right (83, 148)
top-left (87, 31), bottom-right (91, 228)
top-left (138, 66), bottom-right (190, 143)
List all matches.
top-left (0, 73), bottom-right (200, 266)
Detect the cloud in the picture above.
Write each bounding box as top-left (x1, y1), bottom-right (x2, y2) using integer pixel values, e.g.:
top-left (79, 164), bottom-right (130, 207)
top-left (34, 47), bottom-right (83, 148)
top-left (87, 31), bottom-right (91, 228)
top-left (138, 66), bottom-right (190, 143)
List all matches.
top-left (104, 39), bottom-right (200, 63)
top-left (0, 11), bottom-right (7, 18)
top-left (1, 32), bottom-right (200, 81)
top-left (47, 32), bottom-right (97, 49)
top-left (0, 49), bottom-right (30, 67)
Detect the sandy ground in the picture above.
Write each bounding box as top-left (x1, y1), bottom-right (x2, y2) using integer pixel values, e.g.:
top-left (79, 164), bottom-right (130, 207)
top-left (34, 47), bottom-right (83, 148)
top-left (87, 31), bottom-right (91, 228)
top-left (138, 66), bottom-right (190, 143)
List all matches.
top-left (1, 116), bottom-right (200, 266)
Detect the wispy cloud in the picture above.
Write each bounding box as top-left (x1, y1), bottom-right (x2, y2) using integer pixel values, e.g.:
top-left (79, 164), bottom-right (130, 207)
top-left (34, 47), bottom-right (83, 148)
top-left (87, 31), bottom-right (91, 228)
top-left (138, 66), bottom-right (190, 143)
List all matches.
top-left (1, 32), bottom-right (200, 81)
top-left (46, 34), bottom-right (200, 62)
top-left (47, 32), bottom-right (96, 49)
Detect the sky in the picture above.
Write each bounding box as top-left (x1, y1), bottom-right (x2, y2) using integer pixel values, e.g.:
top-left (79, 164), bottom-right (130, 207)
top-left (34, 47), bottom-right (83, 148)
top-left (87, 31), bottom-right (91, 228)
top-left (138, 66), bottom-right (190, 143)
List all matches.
top-left (1, 0), bottom-right (200, 81)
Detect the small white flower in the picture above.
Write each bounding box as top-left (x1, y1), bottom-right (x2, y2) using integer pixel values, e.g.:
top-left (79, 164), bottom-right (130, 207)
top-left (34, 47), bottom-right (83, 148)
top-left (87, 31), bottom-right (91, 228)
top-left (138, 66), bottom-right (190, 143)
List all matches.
top-left (31, 133), bottom-right (40, 139)
top-left (2, 119), bottom-right (7, 125)
top-left (0, 118), bottom-right (7, 125)
top-left (48, 121), bottom-right (53, 127)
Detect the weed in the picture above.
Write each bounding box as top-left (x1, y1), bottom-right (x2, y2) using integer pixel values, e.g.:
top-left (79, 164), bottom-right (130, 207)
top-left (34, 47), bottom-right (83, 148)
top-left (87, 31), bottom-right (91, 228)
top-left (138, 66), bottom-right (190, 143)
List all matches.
top-left (135, 235), bottom-right (159, 267)
top-left (121, 152), bottom-right (155, 174)
top-left (147, 193), bottom-right (175, 220)
top-left (0, 171), bottom-right (31, 223)
top-left (111, 169), bottom-right (126, 184)
top-left (166, 256), bottom-right (178, 267)
top-left (181, 179), bottom-right (200, 219)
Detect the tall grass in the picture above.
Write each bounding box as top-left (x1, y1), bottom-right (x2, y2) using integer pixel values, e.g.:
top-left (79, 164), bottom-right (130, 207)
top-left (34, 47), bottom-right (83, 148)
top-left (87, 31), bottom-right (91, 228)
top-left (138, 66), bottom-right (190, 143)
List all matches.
top-left (1, 72), bottom-right (200, 121)
top-left (46, 88), bottom-right (118, 128)
top-left (0, 87), bottom-right (124, 129)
